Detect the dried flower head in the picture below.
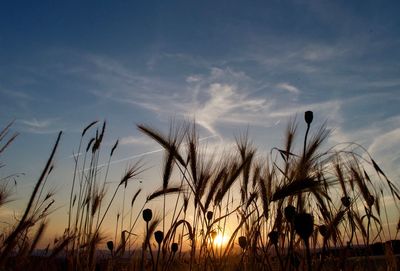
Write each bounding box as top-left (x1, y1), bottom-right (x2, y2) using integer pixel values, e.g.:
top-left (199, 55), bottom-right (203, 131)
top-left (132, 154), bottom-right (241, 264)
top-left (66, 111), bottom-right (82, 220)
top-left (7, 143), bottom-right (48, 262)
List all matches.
top-left (238, 236), bottom-right (248, 249)
top-left (171, 242), bottom-right (179, 253)
top-left (294, 213), bottom-right (314, 241)
top-left (154, 230), bottom-right (164, 244)
top-left (106, 241), bottom-right (114, 252)
top-left (341, 196), bottom-right (351, 208)
top-left (206, 211), bottom-right (213, 221)
top-left (305, 111), bottom-right (313, 125)
top-left (142, 208), bottom-right (153, 222)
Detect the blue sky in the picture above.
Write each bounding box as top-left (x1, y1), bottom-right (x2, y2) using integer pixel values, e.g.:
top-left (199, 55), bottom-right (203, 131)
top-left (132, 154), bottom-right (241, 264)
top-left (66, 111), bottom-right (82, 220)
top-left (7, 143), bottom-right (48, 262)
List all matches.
top-left (1, 1), bottom-right (400, 236)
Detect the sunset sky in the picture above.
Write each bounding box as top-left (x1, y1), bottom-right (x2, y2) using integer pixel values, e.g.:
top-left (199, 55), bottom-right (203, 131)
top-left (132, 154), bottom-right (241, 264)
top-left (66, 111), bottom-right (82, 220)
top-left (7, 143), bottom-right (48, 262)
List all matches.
top-left (1, 1), bottom-right (400, 239)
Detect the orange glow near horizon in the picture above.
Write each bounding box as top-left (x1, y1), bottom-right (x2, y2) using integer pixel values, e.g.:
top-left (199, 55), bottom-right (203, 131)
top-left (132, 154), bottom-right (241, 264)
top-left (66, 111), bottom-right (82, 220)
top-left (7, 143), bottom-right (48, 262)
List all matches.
top-left (212, 232), bottom-right (229, 248)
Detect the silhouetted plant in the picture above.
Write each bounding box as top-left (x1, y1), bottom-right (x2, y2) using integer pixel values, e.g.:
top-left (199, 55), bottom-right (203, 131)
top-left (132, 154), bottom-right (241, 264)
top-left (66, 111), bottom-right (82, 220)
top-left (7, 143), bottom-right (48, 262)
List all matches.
top-left (238, 236), bottom-right (247, 250)
top-left (1, 111), bottom-right (400, 271)
top-left (294, 213), bottom-right (314, 271)
top-left (143, 208), bottom-right (153, 222)
top-left (206, 211), bottom-right (213, 222)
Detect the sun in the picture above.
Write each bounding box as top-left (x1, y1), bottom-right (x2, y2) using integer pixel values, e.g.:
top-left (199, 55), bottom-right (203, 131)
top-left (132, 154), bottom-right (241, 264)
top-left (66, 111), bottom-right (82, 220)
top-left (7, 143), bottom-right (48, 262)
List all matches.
top-left (213, 233), bottom-right (228, 247)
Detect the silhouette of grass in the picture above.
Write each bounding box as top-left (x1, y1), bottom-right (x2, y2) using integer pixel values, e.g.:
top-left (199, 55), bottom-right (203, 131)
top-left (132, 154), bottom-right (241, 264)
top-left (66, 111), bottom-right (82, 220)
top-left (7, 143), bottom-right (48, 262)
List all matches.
top-left (1, 113), bottom-right (399, 271)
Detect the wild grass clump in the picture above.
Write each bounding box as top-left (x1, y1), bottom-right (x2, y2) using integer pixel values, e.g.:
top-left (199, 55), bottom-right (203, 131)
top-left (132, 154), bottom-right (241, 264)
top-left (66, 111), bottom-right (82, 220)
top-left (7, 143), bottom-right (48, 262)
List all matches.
top-left (0, 122), bottom-right (64, 270)
top-left (1, 112), bottom-right (400, 271)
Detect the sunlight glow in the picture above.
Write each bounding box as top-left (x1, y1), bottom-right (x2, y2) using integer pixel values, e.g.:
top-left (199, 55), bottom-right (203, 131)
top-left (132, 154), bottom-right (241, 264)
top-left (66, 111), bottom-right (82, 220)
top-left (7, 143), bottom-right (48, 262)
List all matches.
top-left (213, 233), bottom-right (229, 247)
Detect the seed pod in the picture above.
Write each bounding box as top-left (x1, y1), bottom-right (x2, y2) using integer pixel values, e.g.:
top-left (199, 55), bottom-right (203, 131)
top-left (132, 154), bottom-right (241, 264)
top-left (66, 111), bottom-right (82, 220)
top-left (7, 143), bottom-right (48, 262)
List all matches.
top-left (268, 231), bottom-right (279, 245)
top-left (294, 213), bottom-right (314, 241)
top-left (238, 236), bottom-right (247, 250)
top-left (171, 242), bottom-right (179, 253)
top-left (304, 111), bottom-right (313, 125)
top-left (284, 205), bottom-right (296, 223)
top-left (106, 241), bottom-right (114, 252)
top-left (142, 208), bottom-right (153, 222)
top-left (341, 196), bottom-right (351, 208)
top-left (206, 211), bottom-right (213, 221)
top-left (154, 230), bottom-right (164, 244)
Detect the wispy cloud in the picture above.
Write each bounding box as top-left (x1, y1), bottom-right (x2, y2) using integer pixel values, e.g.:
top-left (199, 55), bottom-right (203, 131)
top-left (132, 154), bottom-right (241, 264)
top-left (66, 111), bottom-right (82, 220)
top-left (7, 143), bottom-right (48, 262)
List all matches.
top-left (20, 118), bottom-right (52, 129)
top-left (0, 88), bottom-right (34, 100)
top-left (276, 82), bottom-right (300, 94)
top-left (186, 75), bottom-right (202, 83)
top-left (18, 118), bottom-right (60, 134)
top-left (191, 83), bottom-right (268, 134)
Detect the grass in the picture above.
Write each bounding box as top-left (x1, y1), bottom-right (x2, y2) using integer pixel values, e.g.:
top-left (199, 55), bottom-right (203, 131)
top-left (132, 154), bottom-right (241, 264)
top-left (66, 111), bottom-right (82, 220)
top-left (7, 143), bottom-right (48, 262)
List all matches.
top-left (0, 112), bottom-right (400, 271)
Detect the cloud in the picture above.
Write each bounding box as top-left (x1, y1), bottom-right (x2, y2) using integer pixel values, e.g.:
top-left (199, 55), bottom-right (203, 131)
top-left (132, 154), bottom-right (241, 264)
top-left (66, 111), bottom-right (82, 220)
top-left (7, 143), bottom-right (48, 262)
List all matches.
top-left (301, 44), bottom-right (348, 62)
top-left (0, 88), bottom-right (33, 100)
top-left (17, 118), bottom-right (61, 134)
top-left (186, 75), bottom-right (202, 83)
top-left (77, 54), bottom-right (346, 138)
top-left (276, 82), bottom-right (300, 94)
top-left (20, 118), bottom-right (52, 129)
top-left (39, 51), bottom-right (400, 187)
top-left (327, 113), bottom-right (400, 179)
top-left (192, 83), bottom-right (268, 134)
top-left (368, 127), bottom-right (400, 176)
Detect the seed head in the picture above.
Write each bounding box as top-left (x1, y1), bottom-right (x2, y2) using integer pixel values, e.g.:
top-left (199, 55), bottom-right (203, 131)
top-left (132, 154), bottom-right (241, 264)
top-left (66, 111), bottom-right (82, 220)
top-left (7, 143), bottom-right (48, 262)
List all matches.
top-left (142, 208), bottom-right (153, 222)
top-left (238, 236), bottom-right (247, 249)
top-left (341, 196), bottom-right (351, 208)
top-left (305, 111), bottom-right (313, 125)
top-left (106, 240), bottom-right (114, 252)
top-left (154, 230), bottom-right (164, 244)
top-left (206, 211), bottom-right (213, 221)
top-left (171, 242), bottom-right (179, 253)
top-left (294, 213), bottom-right (314, 241)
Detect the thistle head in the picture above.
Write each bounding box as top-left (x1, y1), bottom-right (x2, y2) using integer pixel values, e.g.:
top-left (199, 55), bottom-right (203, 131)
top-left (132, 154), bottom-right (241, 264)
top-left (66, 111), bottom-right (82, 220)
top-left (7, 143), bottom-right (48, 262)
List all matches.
top-left (154, 230), bottom-right (164, 244)
top-left (294, 212), bottom-right (314, 241)
top-left (304, 111), bottom-right (313, 125)
top-left (238, 236), bottom-right (248, 250)
top-left (268, 231), bottom-right (279, 245)
top-left (206, 211), bottom-right (213, 221)
top-left (142, 208), bottom-right (153, 222)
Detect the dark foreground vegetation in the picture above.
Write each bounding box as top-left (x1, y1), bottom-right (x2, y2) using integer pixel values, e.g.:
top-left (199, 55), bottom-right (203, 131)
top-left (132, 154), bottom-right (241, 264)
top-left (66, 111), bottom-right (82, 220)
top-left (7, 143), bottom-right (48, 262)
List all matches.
top-left (1, 112), bottom-right (400, 270)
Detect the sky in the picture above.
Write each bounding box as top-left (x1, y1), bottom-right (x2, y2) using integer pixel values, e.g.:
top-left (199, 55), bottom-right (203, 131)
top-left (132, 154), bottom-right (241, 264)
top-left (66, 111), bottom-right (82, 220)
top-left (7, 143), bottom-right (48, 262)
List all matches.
top-left (1, 0), bottom-right (400, 241)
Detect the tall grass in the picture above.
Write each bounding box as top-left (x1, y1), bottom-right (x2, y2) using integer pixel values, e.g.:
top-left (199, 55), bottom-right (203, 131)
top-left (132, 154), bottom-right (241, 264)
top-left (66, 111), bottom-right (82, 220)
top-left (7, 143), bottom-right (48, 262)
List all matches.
top-left (1, 112), bottom-right (399, 271)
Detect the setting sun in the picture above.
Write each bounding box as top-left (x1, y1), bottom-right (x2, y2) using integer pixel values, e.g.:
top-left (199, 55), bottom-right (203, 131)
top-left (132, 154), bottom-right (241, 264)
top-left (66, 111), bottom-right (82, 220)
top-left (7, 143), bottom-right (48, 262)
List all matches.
top-left (213, 233), bottom-right (229, 247)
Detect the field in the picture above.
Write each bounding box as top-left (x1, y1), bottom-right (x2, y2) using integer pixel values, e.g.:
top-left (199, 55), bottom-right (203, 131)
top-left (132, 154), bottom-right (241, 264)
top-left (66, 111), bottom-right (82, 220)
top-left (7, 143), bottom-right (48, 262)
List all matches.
top-left (1, 111), bottom-right (399, 271)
